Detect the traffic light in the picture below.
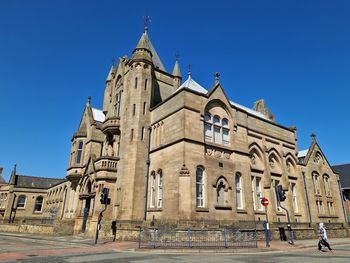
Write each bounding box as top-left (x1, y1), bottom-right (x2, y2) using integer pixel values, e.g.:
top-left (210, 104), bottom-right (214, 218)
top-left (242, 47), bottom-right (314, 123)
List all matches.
top-left (276, 185), bottom-right (287, 202)
top-left (100, 188), bottom-right (110, 204)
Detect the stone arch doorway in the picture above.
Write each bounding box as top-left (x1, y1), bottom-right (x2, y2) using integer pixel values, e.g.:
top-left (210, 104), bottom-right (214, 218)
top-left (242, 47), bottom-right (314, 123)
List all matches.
top-left (81, 180), bottom-right (94, 233)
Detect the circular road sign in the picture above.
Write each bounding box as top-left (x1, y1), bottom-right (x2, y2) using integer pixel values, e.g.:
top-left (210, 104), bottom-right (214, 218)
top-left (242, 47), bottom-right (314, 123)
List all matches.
top-left (261, 197), bottom-right (269, 207)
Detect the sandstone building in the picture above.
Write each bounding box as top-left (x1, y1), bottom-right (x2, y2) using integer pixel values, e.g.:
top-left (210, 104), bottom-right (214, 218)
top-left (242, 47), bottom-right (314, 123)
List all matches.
top-left (0, 27), bottom-right (347, 239)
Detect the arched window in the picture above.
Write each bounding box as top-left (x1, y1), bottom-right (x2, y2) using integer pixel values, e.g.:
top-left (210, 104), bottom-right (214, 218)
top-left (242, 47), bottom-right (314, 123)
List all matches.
top-left (150, 172), bottom-right (156, 208)
top-left (251, 176), bottom-right (263, 211)
top-left (149, 170), bottom-right (163, 208)
top-left (76, 141), bottom-right (83, 164)
top-left (135, 77), bottom-right (138, 89)
top-left (217, 181), bottom-right (225, 206)
top-left (196, 167), bottom-right (205, 208)
top-left (34, 196), bottom-right (43, 212)
top-left (323, 175), bottom-right (331, 196)
top-left (213, 115), bottom-right (221, 144)
top-left (157, 170), bottom-right (163, 208)
top-left (235, 173), bottom-right (243, 209)
top-left (115, 91), bottom-right (121, 117)
top-left (222, 118), bottom-right (229, 145)
top-left (291, 183), bottom-right (298, 213)
top-left (312, 172), bottom-right (321, 195)
top-left (144, 79), bottom-right (148, 90)
top-left (17, 195), bottom-right (26, 208)
top-left (204, 113), bottom-right (212, 142)
top-left (204, 112), bottom-right (229, 145)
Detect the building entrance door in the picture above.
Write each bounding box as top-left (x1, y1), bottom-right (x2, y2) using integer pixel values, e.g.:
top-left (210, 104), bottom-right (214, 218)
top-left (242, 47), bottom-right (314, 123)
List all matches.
top-left (81, 198), bottom-right (91, 233)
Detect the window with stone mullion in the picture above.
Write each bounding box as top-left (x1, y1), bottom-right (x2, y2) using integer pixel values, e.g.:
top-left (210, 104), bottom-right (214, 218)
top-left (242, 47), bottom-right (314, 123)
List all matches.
top-left (235, 173), bottom-right (243, 209)
top-left (157, 172), bottom-right (163, 208)
top-left (196, 167), bottom-right (205, 208)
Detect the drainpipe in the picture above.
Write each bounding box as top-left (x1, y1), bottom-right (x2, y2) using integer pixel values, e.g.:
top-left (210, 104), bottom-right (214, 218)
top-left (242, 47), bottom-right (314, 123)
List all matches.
top-left (143, 127), bottom-right (152, 221)
top-left (302, 171), bottom-right (312, 225)
top-left (338, 179), bottom-right (348, 223)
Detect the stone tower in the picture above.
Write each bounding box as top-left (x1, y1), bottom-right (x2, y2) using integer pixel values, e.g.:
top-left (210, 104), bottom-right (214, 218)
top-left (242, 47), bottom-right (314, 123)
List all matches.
top-left (99, 27), bottom-right (180, 221)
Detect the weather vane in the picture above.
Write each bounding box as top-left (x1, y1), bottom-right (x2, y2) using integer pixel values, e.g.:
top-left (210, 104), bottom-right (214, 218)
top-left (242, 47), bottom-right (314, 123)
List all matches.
top-left (188, 64), bottom-right (192, 77)
top-left (175, 51), bottom-right (179, 61)
top-left (143, 15), bottom-right (151, 32)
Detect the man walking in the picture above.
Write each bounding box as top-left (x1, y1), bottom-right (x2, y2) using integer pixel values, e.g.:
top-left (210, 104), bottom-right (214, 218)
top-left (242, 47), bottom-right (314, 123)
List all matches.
top-left (318, 222), bottom-right (333, 252)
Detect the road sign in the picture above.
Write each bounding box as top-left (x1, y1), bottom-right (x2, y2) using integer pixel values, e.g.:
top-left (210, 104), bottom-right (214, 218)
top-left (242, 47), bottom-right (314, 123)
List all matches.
top-left (261, 197), bottom-right (269, 207)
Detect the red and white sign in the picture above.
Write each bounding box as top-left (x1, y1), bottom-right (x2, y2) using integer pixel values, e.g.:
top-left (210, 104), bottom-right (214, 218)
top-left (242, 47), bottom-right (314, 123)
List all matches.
top-left (261, 197), bottom-right (269, 207)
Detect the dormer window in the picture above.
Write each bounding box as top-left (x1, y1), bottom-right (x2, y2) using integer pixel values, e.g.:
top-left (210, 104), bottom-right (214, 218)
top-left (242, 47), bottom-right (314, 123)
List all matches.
top-left (204, 112), bottom-right (230, 146)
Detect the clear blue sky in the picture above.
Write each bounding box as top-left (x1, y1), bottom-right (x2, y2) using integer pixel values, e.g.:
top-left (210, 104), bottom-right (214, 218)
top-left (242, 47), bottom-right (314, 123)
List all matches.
top-left (0, 0), bottom-right (349, 181)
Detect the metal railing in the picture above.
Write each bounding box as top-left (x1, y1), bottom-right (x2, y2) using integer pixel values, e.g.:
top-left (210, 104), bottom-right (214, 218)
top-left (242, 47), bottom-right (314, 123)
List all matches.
top-left (139, 226), bottom-right (257, 249)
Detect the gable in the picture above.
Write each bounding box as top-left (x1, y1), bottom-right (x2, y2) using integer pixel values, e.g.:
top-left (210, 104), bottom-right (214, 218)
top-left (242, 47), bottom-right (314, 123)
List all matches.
top-left (303, 140), bottom-right (333, 171)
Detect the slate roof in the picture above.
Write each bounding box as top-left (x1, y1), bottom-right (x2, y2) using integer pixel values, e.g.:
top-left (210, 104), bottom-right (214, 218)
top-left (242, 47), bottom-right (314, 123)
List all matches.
top-left (91, 108), bottom-right (105, 123)
top-left (16, 175), bottom-right (65, 189)
top-left (176, 75), bottom-right (208, 94)
top-left (298, 149), bottom-right (308, 158)
top-left (332, 164), bottom-right (350, 189)
top-left (175, 75), bottom-right (269, 120)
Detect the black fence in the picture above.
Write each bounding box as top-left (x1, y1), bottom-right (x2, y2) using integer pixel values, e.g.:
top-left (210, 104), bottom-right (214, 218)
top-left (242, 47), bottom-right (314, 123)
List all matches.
top-left (139, 226), bottom-right (257, 249)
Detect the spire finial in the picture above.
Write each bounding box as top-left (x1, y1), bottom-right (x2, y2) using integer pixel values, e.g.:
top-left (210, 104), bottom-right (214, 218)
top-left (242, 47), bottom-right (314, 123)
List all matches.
top-left (143, 15), bottom-right (151, 32)
top-left (215, 72), bottom-right (220, 82)
top-left (87, 96), bottom-right (91, 106)
top-left (311, 133), bottom-right (316, 141)
top-left (175, 51), bottom-right (179, 62)
top-left (188, 64), bottom-right (192, 78)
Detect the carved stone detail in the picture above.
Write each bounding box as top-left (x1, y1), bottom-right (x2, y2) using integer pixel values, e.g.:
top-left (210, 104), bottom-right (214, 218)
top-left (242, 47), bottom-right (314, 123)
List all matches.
top-left (179, 164), bottom-right (190, 177)
top-left (206, 147), bottom-right (232, 160)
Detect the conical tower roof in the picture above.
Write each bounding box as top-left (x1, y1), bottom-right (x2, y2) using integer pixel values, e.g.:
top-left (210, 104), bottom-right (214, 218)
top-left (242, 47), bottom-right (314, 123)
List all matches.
top-left (0, 167), bottom-right (6, 184)
top-left (172, 59), bottom-right (181, 78)
top-left (133, 31), bottom-right (166, 71)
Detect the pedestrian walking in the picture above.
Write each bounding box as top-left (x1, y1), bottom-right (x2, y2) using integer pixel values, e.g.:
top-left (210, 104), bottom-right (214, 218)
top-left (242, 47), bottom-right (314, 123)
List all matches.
top-left (318, 222), bottom-right (333, 252)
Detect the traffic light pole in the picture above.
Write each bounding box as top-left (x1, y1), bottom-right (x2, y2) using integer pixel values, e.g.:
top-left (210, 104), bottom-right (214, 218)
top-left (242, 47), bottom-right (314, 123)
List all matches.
top-left (278, 201), bottom-right (294, 245)
top-left (275, 185), bottom-right (294, 245)
top-left (94, 203), bottom-right (107, 245)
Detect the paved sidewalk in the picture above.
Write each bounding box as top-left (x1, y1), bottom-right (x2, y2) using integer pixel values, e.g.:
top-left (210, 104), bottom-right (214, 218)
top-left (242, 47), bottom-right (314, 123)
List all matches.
top-left (0, 232), bottom-right (349, 262)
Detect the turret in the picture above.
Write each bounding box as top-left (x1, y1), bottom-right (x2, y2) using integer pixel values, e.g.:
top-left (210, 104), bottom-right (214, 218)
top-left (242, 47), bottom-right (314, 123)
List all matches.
top-left (172, 55), bottom-right (182, 88)
top-left (9, 164), bottom-right (17, 186)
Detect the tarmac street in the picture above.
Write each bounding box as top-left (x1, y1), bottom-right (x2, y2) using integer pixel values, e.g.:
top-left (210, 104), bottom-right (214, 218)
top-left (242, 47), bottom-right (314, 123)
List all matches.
top-left (0, 232), bottom-right (349, 262)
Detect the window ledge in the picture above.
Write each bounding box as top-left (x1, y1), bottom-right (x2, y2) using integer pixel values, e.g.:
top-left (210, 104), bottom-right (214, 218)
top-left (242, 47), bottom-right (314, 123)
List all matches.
top-left (16, 207), bottom-right (25, 210)
top-left (147, 208), bottom-right (162, 212)
top-left (318, 215), bottom-right (338, 218)
top-left (214, 205), bottom-right (232, 210)
top-left (196, 207), bottom-right (209, 212)
top-left (236, 209), bottom-right (247, 214)
top-left (294, 213), bottom-right (302, 217)
top-left (33, 211), bottom-right (42, 214)
top-left (254, 210), bottom-right (266, 215)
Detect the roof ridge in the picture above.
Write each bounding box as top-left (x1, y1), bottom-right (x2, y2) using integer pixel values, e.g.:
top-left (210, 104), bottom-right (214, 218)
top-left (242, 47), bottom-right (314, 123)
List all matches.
top-left (16, 174), bottom-right (65, 180)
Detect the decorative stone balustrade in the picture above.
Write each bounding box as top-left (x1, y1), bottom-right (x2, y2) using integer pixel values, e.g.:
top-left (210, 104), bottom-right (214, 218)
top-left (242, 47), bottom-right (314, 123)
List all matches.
top-left (94, 157), bottom-right (118, 172)
top-left (102, 117), bottom-right (120, 135)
